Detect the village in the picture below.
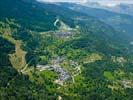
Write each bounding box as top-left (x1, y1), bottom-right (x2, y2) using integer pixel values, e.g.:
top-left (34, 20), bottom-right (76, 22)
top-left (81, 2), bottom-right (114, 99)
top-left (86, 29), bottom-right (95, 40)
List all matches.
top-left (36, 56), bottom-right (81, 85)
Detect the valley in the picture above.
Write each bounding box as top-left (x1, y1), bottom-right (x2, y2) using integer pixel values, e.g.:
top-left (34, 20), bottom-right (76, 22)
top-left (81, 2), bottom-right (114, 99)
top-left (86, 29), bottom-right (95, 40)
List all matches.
top-left (0, 0), bottom-right (133, 100)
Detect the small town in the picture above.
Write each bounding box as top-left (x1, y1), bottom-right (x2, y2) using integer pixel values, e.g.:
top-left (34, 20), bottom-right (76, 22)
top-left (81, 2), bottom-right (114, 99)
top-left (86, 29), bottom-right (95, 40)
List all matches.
top-left (36, 57), bottom-right (81, 85)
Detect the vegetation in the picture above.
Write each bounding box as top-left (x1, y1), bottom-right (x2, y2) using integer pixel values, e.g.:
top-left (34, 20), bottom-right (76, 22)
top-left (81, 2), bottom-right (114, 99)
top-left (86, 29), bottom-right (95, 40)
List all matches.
top-left (0, 0), bottom-right (133, 100)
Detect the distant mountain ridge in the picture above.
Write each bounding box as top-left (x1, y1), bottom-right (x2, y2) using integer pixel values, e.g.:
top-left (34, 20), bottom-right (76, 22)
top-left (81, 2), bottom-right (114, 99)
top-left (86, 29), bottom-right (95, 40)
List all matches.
top-left (59, 2), bottom-right (133, 40)
top-left (83, 2), bottom-right (133, 16)
top-left (108, 4), bottom-right (133, 16)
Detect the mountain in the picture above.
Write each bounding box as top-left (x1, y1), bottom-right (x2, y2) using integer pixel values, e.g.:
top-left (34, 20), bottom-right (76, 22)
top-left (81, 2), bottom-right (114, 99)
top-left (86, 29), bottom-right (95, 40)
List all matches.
top-left (107, 4), bottom-right (133, 16)
top-left (0, 0), bottom-right (133, 100)
top-left (83, 2), bottom-right (133, 16)
top-left (60, 3), bottom-right (133, 40)
top-left (0, 0), bottom-right (58, 31)
top-left (83, 2), bottom-right (105, 9)
top-left (0, 0), bottom-right (124, 41)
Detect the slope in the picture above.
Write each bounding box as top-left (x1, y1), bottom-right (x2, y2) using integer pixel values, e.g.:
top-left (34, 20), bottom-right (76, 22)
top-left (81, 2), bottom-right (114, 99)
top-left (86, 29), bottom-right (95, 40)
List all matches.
top-left (59, 3), bottom-right (133, 40)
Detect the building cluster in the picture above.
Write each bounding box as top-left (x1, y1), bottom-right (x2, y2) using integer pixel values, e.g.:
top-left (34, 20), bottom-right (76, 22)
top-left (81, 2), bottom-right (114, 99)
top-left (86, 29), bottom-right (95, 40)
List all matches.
top-left (37, 56), bottom-right (81, 85)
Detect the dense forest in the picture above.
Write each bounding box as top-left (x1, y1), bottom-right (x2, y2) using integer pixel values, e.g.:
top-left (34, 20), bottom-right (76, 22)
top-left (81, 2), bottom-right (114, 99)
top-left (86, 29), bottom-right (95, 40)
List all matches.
top-left (0, 0), bottom-right (133, 100)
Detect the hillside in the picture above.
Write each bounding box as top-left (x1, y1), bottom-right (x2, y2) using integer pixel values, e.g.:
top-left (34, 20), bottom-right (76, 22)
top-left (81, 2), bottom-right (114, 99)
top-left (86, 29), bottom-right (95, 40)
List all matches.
top-left (108, 4), bottom-right (133, 16)
top-left (0, 0), bottom-right (133, 100)
top-left (83, 2), bottom-right (133, 16)
top-left (59, 3), bottom-right (133, 40)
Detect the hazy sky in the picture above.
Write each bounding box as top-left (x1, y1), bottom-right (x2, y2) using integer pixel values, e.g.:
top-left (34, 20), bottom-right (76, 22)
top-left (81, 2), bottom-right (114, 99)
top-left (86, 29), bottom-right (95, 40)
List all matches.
top-left (37, 0), bottom-right (86, 3)
top-left (93, 0), bottom-right (133, 6)
top-left (37, 0), bottom-right (133, 5)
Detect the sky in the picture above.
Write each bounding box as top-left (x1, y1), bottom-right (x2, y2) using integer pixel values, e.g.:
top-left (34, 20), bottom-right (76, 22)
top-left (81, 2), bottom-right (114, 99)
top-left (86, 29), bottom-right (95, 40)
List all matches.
top-left (93, 0), bottom-right (133, 6)
top-left (37, 0), bottom-right (86, 3)
top-left (37, 0), bottom-right (133, 6)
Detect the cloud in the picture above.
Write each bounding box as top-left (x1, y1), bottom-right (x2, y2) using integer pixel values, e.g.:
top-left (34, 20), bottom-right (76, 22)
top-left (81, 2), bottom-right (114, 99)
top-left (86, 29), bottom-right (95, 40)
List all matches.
top-left (89, 0), bottom-right (133, 5)
top-left (37, 0), bottom-right (133, 5)
top-left (37, 0), bottom-right (87, 3)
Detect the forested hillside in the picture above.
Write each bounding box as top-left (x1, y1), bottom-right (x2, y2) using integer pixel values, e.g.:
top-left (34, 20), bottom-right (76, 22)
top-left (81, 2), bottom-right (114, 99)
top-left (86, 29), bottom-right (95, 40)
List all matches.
top-left (59, 3), bottom-right (133, 40)
top-left (0, 0), bottom-right (133, 100)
